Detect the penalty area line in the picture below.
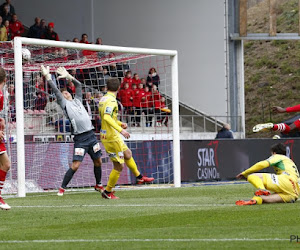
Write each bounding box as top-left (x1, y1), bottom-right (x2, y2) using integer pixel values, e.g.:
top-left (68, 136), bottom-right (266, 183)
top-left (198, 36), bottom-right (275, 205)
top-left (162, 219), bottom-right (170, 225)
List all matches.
top-left (0, 238), bottom-right (287, 243)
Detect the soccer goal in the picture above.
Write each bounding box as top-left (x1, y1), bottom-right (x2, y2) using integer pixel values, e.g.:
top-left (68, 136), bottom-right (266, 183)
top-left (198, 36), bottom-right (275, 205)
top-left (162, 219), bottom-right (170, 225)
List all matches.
top-left (1, 37), bottom-right (180, 197)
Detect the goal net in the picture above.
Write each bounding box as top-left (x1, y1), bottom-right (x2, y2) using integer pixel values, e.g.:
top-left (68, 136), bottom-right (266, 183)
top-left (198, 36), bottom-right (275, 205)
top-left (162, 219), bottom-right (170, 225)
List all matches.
top-left (1, 38), bottom-right (180, 197)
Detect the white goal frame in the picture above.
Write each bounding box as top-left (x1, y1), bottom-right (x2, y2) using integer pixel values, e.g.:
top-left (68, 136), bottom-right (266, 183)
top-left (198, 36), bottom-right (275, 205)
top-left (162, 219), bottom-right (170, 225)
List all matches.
top-left (13, 37), bottom-right (181, 197)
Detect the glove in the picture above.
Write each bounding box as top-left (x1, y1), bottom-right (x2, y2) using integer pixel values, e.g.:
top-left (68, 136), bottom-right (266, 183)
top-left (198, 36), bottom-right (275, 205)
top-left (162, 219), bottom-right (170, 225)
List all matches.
top-left (56, 67), bottom-right (74, 81)
top-left (40, 65), bottom-right (51, 81)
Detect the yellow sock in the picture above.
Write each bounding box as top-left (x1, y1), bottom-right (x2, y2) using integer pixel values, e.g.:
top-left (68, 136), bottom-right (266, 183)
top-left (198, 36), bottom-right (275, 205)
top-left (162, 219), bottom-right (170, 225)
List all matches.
top-left (252, 196), bottom-right (263, 205)
top-left (125, 157), bottom-right (140, 177)
top-left (247, 175), bottom-right (265, 189)
top-left (106, 169), bottom-right (121, 192)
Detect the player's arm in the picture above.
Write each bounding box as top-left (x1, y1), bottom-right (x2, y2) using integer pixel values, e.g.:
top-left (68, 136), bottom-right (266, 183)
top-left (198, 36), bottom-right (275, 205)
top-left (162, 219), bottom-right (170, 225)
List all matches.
top-left (103, 104), bottom-right (130, 138)
top-left (237, 160), bottom-right (270, 179)
top-left (56, 67), bottom-right (83, 101)
top-left (273, 104), bottom-right (300, 113)
top-left (41, 65), bottom-right (66, 109)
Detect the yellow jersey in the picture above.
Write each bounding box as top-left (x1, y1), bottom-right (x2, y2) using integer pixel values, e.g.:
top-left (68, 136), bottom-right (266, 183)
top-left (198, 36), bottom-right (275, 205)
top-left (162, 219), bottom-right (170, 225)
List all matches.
top-left (98, 92), bottom-right (123, 142)
top-left (242, 154), bottom-right (299, 182)
top-left (267, 154), bottom-right (299, 182)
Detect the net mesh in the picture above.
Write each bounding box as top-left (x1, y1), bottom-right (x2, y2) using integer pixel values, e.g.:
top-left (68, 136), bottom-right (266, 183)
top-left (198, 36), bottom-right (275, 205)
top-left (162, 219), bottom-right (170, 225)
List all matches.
top-left (1, 42), bottom-right (174, 194)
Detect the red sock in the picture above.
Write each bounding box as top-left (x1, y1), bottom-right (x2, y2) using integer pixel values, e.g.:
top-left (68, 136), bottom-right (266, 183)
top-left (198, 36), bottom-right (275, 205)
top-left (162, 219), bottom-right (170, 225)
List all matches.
top-left (273, 123), bottom-right (291, 134)
top-left (0, 169), bottom-right (7, 193)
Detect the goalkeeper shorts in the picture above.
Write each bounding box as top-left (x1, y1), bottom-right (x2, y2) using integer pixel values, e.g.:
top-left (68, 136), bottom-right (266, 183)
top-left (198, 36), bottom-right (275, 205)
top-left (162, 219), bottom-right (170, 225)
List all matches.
top-left (73, 130), bottom-right (102, 162)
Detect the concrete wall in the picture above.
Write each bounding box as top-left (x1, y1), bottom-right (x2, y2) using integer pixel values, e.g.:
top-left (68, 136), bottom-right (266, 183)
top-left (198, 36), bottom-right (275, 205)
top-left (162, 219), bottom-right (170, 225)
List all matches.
top-left (93, 0), bottom-right (227, 116)
top-left (13, 0), bottom-right (227, 116)
top-left (13, 0), bottom-right (93, 41)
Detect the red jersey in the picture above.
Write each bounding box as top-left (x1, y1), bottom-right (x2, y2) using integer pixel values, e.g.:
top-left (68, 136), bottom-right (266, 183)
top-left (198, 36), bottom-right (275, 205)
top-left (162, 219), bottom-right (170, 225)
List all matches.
top-left (145, 91), bottom-right (153, 108)
top-left (121, 77), bottom-right (133, 89)
top-left (133, 88), bottom-right (144, 107)
top-left (120, 88), bottom-right (133, 107)
top-left (0, 90), bottom-right (3, 111)
top-left (132, 78), bottom-right (141, 86)
top-left (9, 20), bottom-right (24, 39)
top-left (153, 90), bottom-right (162, 109)
top-left (139, 91), bottom-right (147, 108)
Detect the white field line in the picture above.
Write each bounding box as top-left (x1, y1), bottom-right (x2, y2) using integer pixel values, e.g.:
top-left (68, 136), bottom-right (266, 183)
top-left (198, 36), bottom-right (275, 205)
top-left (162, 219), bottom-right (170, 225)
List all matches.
top-left (12, 204), bottom-right (236, 208)
top-left (0, 238), bottom-right (287, 244)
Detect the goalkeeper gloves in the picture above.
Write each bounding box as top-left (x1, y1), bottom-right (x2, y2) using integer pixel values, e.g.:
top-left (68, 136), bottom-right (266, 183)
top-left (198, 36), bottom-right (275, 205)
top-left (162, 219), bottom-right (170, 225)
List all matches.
top-left (56, 67), bottom-right (74, 81)
top-left (40, 65), bottom-right (51, 81)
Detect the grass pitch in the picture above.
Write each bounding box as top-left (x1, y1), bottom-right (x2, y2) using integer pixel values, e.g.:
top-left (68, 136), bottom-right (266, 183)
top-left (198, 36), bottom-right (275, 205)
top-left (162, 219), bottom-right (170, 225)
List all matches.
top-left (0, 183), bottom-right (299, 249)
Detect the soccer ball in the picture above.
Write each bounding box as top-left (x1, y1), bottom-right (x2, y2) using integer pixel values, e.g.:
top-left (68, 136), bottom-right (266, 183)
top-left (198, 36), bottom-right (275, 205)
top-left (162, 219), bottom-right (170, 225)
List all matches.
top-left (22, 48), bottom-right (31, 61)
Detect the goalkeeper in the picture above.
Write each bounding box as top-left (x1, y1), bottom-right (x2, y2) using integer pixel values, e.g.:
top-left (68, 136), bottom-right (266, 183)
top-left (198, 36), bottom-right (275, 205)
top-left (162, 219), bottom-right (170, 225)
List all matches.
top-left (99, 78), bottom-right (154, 199)
top-left (236, 143), bottom-right (299, 206)
top-left (41, 65), bottom-right (103, 196)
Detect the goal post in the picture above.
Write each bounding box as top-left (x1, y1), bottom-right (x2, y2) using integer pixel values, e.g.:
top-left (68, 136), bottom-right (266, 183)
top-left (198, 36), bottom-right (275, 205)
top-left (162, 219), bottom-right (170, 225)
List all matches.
top-left (12, 37), bottom-right (181, 197)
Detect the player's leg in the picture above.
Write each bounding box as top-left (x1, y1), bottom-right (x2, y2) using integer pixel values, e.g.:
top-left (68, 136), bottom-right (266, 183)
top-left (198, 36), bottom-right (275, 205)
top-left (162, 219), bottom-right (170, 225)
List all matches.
top-left (102, 161), bottom-right (123, 199)
top-left (247, 173), bottom-right (271, 196)
top-left (0, 152), bottom-right (11, 210)
top-left (253, 119), bottom-right (300, 134)
top-left (58, 160), bottom-right (82, 196)
top-left (101, 141), bottom-right (125, 199)
top-left (123, 148), bottom-right (154, 184)
top-left (87, 137), bottom-right (103, 192)
top-left (260, 194), bottom-right (284, 203)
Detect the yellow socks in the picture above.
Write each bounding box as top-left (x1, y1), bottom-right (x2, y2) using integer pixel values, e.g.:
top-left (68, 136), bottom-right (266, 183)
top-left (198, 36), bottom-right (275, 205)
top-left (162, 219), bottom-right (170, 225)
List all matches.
top-left (252, 196), bottom-right (263, 205)
top-left (125, 157), bottom-right (140, 177)
top-left (247, 175), bottom-right (265, 189)
top-left (106, 169), bottom-right (121, 192)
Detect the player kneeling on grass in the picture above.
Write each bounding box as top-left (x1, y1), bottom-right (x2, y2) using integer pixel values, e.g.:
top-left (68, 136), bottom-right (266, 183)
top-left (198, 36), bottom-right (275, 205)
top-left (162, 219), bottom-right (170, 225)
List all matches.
top-left (0, 67), bottom-right (11, 210)
top-left (40, 65), bottom-right (103, 196)
top-left (99, 78), bottom-right (154, 199)
top-left (236, 143), bottom-right (299, 206)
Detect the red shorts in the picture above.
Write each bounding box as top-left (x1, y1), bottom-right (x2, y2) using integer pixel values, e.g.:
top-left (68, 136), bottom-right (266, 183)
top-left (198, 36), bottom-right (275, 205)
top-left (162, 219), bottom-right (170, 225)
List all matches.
top-left (294, 119), bottom-right (300, 129)
top-left (0, 142), bottom-right (6, 154)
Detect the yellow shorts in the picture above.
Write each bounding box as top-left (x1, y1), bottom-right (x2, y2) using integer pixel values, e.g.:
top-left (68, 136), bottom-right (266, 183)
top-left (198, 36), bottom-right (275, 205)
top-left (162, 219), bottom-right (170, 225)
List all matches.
top-left (102, 139), bottom-right (128, 164)
top-left (263, 173), bottom-right (299, 203)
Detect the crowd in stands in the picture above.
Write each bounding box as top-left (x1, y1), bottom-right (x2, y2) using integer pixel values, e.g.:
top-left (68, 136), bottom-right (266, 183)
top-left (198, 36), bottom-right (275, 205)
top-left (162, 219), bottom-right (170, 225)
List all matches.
top-left (1, 0), bottom-right (171, 133)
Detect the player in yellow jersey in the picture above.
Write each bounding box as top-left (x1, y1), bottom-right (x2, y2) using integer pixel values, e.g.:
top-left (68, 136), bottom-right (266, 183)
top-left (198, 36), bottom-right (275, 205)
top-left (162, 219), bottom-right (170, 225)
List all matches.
top-left (99, 78), bottom-right (154, 199)
top-left (236, 143), bottom-right (300, 205)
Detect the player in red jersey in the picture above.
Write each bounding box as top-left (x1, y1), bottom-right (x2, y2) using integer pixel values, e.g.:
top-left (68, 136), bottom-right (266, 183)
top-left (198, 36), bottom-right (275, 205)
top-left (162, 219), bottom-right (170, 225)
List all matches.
top-left (0, 67), bottom-right (11, 210)
top-left (253, 104), bottom-right (300, 135)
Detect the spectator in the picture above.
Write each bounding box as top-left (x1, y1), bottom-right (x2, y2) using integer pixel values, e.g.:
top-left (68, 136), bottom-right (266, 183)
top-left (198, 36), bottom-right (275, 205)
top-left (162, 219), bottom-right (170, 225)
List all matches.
top-left (159, 96), bottom-right (171, 126)
top-left (121, 70), bottom-right (133, 89)
top-left (0, 16), bottom-right (7, 41)
top-left (142, 86), bottom-right (153, 127)
top-left (80, 33), bottom-right (88, 43)
top-left (34, 93), bottom-right (47, 110)
top-left (66, 79), bottom-right (76, 96)
top-left (83, 92), bottom-right (101, 132)
top-left (40, 19), bottom-right (47, 37)
top-left (9, 14), bottom-right (24, 39)
top-left (141, 78), bottom-right (147, 88)
top-left (132, 83), bottom-right (144, 127)
top-left (0, 0), bottom-right (15, 16)
top-left (152, 85), bottom-right (162, 126)
top-left (4, 19), bottom-right (10, 40)
top-left (1, 4), bottom-right (11, 22)
top-left (147, 67), bottom-right (160, 88)
top-left (132, 73), bottom-right (141, 86)
top-left (119, 82), bottom-right (133, 124)
top-left (95, 37), bottom-right (102, 45)
top-left (72, 37), bottom-right (79, 43)
top-left (28, 17), bottom-right (42, 38)
top-left (42, 22), bottom-right (59, 41)
top-left (108, 63), bottom-right (117, 77)
top-left (215, 124), bottom-right (234, 139)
